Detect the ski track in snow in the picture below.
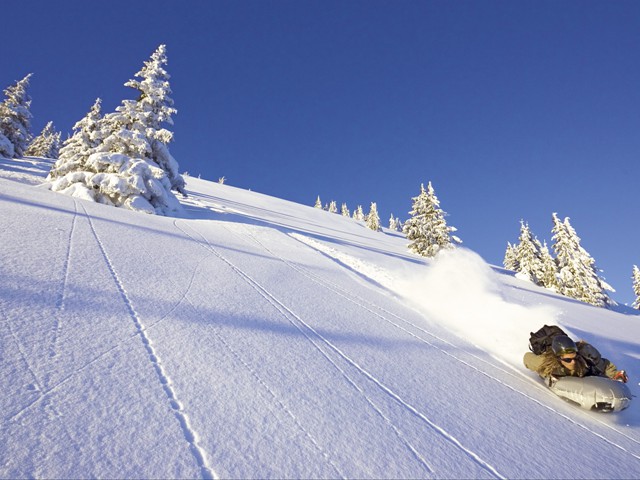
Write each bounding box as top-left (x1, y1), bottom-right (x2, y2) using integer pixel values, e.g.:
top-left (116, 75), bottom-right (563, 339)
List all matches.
top-left (141, 250), bottom-right (211, 334)
top-left (176, 220), bottom-right (505, 479)
top-left (46, 198), bottom-right (78, 362)
top-left (80, 206), bottom-right (216, 480)
top-left (1, 303), bottom-right (46, 395)
top-left (279, 231), bottom-right (640, 461)
top-left (173, 220), bottom-right (346, 479)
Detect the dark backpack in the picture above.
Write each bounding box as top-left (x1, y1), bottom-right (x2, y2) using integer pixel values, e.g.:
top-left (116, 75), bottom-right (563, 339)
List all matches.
top-left (528, 325), bottom-right (568, 355)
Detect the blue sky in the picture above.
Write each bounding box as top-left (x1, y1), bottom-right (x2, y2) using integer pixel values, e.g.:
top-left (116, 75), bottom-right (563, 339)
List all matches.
top-left (3, 0), bottom-right (639, 304)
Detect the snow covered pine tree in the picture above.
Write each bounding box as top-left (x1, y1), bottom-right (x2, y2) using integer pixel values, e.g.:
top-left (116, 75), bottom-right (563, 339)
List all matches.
top-left (509, 221), bottom-right (557, 290)
top-left (503, 242), bottom-right (520, 272)
top-left (632, 265), bottom-right (640, 310)
top-left (0, 74), bottom-right (33, 158)
top-left (402, 182), bottom-right (461, 258)
top-left (47, 46), bottom-right (185, 215)
top-left (353, 205), bottom-right (365, 221)
top-left (48, 98), bottom-right (103, 181)
top-left (341, 203), bottom-right (350, 217)
top-left (366, 202), bottom-right (381, 231)
top-left (551, 213), bottom-right (614, 307)
top-left (26, 121), bottom-right (61, 159)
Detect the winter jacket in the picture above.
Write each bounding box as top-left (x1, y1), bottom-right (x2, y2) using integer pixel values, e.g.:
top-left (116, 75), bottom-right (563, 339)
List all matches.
top-left (523, 341), bottom-right (619, 380)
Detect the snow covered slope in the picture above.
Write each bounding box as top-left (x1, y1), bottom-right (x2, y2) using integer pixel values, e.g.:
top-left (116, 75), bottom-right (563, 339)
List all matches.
top-left (1, 157), bottom-right (640, 479)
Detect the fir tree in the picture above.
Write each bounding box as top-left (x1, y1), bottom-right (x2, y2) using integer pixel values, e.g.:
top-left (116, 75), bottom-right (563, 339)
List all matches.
top-left (99, 45), bottom-right (185, 194)
top-left (0, 74), bottom-right (33, 158)
top-left (509, 221), bottom-right (558, 290)
top-left (503, 242), bottom-right (519, 271)
top-left (26, 121), bottom-right (61, 158)
top-left (539, 241), bottom-right (558, 290)
top-left (366, 202), bottom-right (381, 231)
top-left (48, 98), bottom-right (103, 180)
top-left (402, 182), bottom-right (461, 257)
top-left (328, 200), bottom-right (337, 213)
top-left (632, 265), bottom-right (640, 310)
top-left (341, 203), bottom-right (350, 217)
top-left (388, 214), bottom-right (402, 231)
top-left (514, 221), bottom-right (546, 285)
top-left (314, 195), bottom-right (322, 209)
top-left (0, 131), bottom-right (11, 158)
top-left (47, 48), bottom-right (183, 215)
top-left (353, 205), bottom-right (365, 221)
top-left (551, 213), bottom-right (613, 307)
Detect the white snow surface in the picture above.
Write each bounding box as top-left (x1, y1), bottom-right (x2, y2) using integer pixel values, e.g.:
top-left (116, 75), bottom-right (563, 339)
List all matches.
top-left (2, 156), bottom-right (640, 479)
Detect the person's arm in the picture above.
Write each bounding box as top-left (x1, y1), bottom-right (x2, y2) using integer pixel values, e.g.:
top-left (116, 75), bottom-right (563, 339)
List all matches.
top-left (523, 352), bottom-right (545, 374)
top-left (580, 343), bottom-right (619, 378)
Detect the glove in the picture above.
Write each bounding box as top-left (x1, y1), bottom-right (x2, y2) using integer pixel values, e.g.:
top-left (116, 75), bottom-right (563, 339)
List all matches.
top-left (613, 370), bottom-right (628, 383)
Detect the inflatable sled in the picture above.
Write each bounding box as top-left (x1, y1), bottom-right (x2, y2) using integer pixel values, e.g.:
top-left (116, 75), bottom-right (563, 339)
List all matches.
top-left (547, 375), bottom-right (632, 412)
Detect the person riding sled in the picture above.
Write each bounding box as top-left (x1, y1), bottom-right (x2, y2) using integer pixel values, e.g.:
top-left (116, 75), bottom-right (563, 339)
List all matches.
top-left (523, 326), bottom-right (628, 385)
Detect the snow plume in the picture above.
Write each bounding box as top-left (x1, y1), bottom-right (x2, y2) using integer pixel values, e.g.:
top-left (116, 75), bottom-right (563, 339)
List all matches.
top-left (397, 248), bottom-right (560, 367)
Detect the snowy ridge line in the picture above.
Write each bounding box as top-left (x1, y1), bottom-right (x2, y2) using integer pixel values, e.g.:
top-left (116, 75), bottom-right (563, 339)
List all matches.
top-left (173, 220), bottom-right (346, 479)
top-left (283, 232), bottom-right (640, 459)
top-left (179, 221), bottom-right (504, 479)
top-left (47, 198), bottom-right (78, 361)
top-left (81, 207), bottom-right (216, 480)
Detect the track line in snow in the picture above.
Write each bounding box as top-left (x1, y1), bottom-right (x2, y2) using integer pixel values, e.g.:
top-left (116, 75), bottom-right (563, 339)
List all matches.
top-left (230, 225), bottom-right (640, 462)
top-left (7, 341), bottom-right (121, 423)
top-left (0, 303), bottom-right (46, 396)
top-left (178, 221), bottom-right (504, 479)
top-left (173, 220), bottom-right (346, 479)
top-left (81, 206), bottom-right (216, 480)
top-left (142, 247), bottom-right (214, 334)
top-left (47, 198), bottom-right (78, 361)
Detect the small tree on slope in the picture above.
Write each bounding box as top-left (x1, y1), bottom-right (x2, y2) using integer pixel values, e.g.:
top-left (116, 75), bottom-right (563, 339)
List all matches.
top-left (632, 265), bottom-right (640, 310)
top-left (506, 221), bottom-right (558, 290)
top-left (353, 205), bottom-right (365, 221)
top-left (341, 203), bottom-right (350, 217)
top-left (503, 242), bottom-right (519, 272)
top-left (366, 202), bottom-right (381, 231)
top-left (513, 221), bottom-right (546, 284)
top-left (403, 182), bottom-right (461, 258)
top-left (0, 74), bottom-right (33, 158)
top-left (26, 121), bottom-right (61, 158)
top-left (48, 98), bottom-right (103, 180)
top-left (539, 241), bottom-right (559, 290)
top-left (389, 214), bottom-right (398, 231)
top-left (551, 213), bottom-right (613, 307)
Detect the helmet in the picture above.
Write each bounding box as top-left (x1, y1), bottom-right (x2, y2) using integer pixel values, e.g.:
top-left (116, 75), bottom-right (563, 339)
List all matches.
top-left (551, 335), bottom-right (577, 356)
